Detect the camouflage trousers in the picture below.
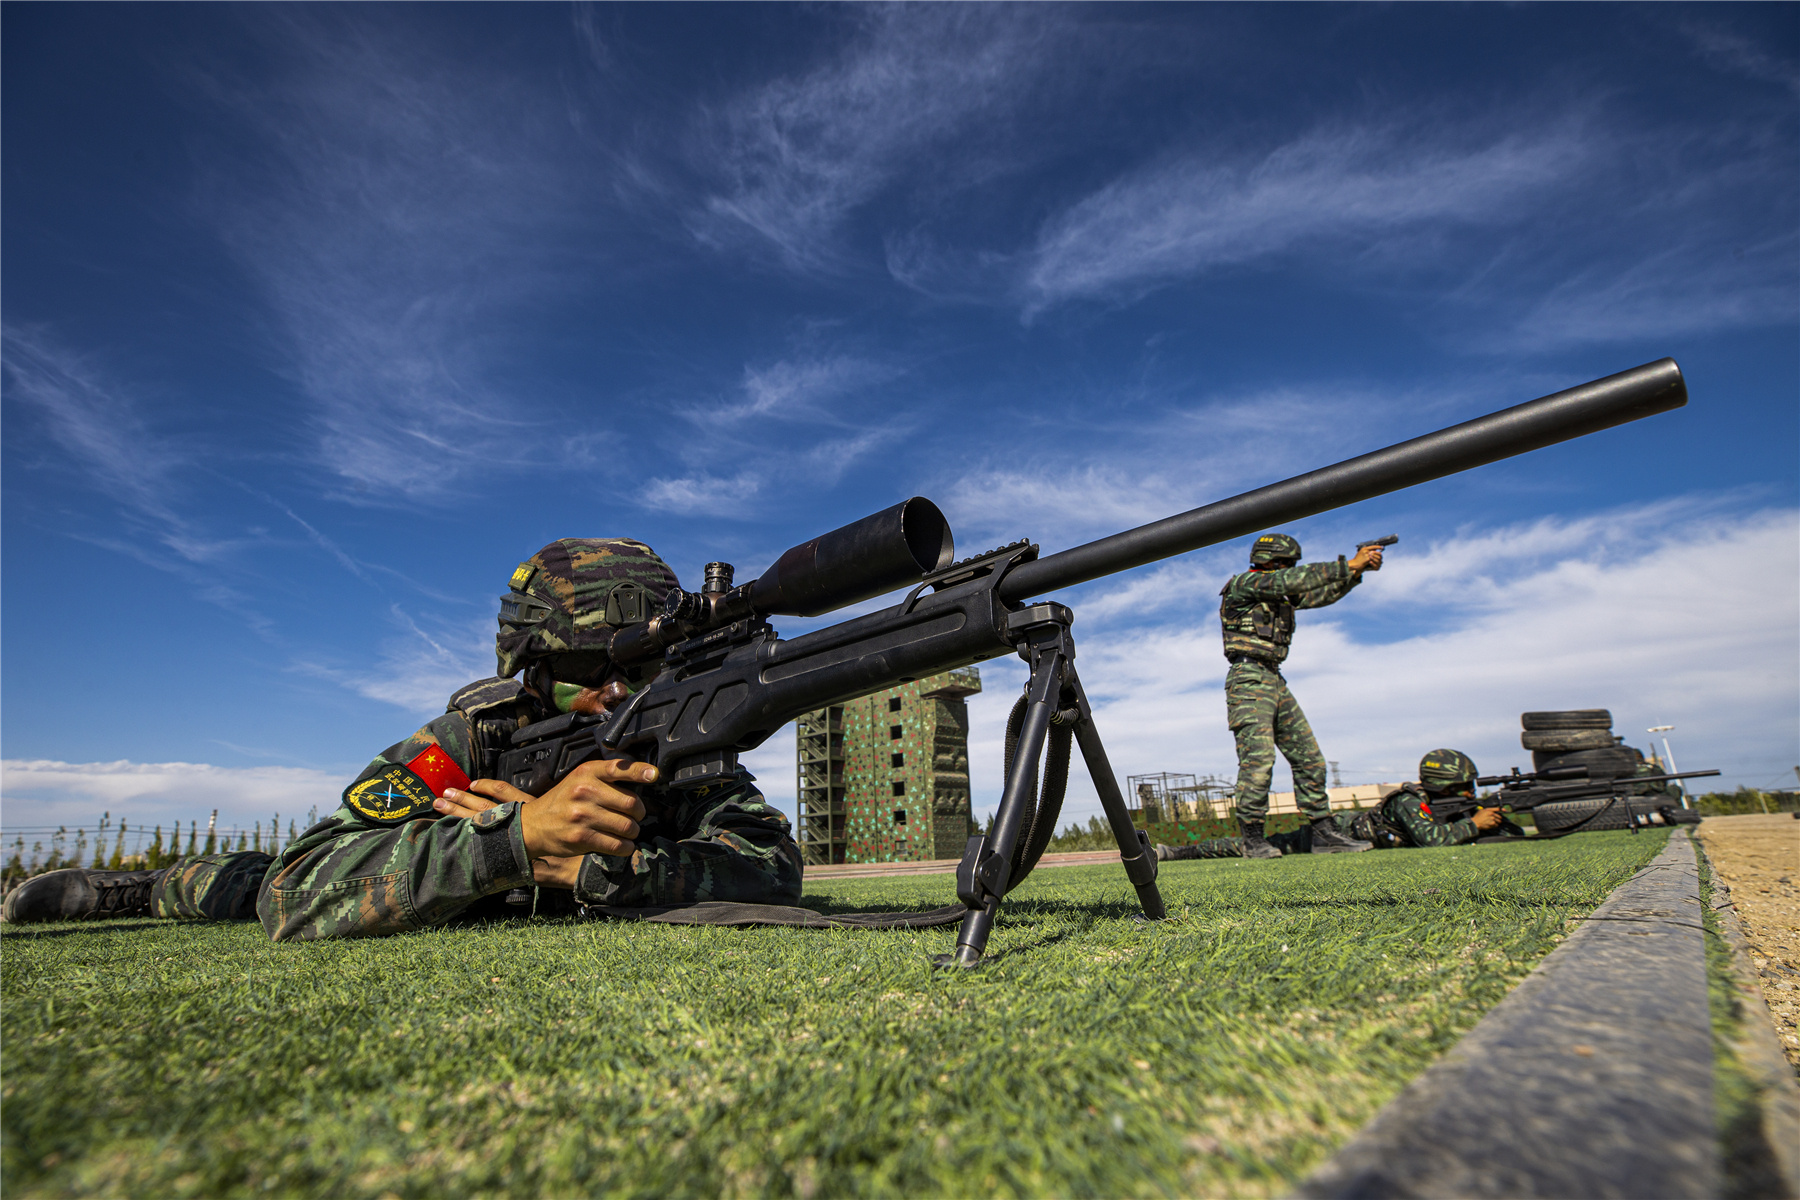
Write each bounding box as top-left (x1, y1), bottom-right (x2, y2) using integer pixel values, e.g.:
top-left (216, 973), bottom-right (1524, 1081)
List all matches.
top-left (1161, 819), bottom-right (1357, 860)
top-left (150, 852), bottom-right (273, 921)
top-left (1225, 659), bottom-right (1331, 822)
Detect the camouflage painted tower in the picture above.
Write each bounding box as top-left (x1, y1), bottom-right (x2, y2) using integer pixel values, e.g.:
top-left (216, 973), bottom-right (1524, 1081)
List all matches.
top-left (794, 667), bottom-right (982, 865)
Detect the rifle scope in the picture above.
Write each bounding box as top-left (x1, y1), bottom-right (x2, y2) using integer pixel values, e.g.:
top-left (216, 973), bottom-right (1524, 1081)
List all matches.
top-left (747, 496), bottom-right (955, 617)
top-left (998, 358), bottom-right (1687, 602)
top-left (608, 497), bottom-right (955, 666)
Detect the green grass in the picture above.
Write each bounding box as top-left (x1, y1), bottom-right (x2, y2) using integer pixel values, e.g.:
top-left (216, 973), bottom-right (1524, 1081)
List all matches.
top-left (2, 831), bottom-right (1667, 1199)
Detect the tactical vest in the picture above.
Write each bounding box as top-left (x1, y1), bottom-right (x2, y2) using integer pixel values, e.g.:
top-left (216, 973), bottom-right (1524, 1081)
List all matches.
top-left (446, 677), bottom-right (542, 781)
top-left (1219, 576), bottom-right (1296, 647)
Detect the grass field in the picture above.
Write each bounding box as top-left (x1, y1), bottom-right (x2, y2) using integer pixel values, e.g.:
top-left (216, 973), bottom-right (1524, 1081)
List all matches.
top-left (2, 830), bottom-right (1667, 1198)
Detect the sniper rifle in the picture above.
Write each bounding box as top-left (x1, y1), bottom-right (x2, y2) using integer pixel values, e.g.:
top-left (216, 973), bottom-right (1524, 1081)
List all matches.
top-left (499, 357), bottom-right (1690, 967)
top-left (1432, 764), bottom-right (1722, 835)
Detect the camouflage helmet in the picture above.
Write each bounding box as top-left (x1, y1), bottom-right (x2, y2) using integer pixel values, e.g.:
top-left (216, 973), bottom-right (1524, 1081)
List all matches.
top-left (1418, 749), bottom-right (1479, 793)
top-left (1249, 533), bottom-right (1302, 566)
top-left (495, 538), bottom-right (679, 683)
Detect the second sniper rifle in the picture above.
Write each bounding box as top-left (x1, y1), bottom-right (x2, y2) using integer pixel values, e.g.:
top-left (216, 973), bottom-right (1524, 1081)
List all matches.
top-left (499, 358), bottom-right (1691, 967)
top-left (1430, 763), bottom-right (1723, 834)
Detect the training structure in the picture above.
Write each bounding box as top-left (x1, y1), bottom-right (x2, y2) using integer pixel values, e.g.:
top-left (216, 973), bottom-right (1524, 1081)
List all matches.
top-left (795, 668), bottom-right (982, 865)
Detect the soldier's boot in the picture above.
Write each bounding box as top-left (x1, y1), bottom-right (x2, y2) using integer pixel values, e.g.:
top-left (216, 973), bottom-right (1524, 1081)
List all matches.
top-left (1154, 842), bottom-right (1176, 862)
top-left (1309, 819), bottom-right (1373, 854)
top-left (1237, 821), bottom-right (1282, 859)
top-left (2, 868), bottom-right (162, 924)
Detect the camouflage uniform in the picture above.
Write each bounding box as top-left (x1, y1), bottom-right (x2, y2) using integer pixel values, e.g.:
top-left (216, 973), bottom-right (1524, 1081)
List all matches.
top-left (1218, 557), bottom-right (1360, 822)
top-left (21, 537), bottom-right (802, 938)
top-left (152, 676), bottom-right (802, 940)
top-left (1161, 786), bottom-right (1497, 859)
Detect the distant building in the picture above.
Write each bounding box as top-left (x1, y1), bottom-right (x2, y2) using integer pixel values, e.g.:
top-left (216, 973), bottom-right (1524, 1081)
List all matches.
top-left (1129, 770), bottom-right (1403, 821)
top-left (794, 667), bottom-right (982, 864)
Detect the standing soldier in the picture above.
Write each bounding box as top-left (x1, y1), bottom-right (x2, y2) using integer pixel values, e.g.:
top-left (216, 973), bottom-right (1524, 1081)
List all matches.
top-left (1217, 532), bottom-right (1383, 857)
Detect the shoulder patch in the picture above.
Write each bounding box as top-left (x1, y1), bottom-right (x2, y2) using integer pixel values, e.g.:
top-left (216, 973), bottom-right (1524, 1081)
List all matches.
top-left (406, 744), bottom-right (471, 796)
top-left (344, 764), bottom-right (438, 824)
top-left (446, 676), bottom-right (526, 718)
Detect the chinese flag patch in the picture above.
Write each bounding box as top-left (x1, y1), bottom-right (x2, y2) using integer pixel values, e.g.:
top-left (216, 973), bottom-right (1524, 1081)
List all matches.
top-left (406, 744), bottom-right (472, 797)
top-left (1419, 801), bottom-right (1433, 818)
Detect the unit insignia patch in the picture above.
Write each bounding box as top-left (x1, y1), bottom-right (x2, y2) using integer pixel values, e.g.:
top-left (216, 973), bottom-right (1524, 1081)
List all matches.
top-left (344, 765), bottom-right (437, 823)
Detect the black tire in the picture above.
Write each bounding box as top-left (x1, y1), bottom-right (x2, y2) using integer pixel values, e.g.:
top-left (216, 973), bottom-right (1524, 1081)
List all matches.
top-left (1520, 728), bottom-right (1617, 752)
top-left (1521, 709), bottom-right (1613, 731)
top-left (1532, 796), bottom-right (1642, 833)
top-left (1532, 746), bottom-right (1640, 780)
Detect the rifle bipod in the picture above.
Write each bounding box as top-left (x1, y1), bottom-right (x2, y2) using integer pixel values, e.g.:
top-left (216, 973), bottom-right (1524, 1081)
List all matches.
top-left (932, 603), bottom-right (1166, 969)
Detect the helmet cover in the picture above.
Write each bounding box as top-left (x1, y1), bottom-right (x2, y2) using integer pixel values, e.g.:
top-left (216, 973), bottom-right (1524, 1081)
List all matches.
top-left (1419, 749), bottom-right (1479, 793)
top-left (1250, 533), bottom-right (1302, 566)
top-left (495, 538), bottom-right (679, 682)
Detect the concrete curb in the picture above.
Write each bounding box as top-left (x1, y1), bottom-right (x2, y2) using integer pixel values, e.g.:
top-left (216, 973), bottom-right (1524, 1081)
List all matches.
top-left (1294, 832), bottom-right (1717, 1199)
top-left (1702, 846), bottom-right (1800, 1199)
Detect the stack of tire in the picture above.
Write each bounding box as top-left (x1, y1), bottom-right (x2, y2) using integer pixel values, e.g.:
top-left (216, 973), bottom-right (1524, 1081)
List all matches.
top-left (1520, 709), bottom-right (1661, 834)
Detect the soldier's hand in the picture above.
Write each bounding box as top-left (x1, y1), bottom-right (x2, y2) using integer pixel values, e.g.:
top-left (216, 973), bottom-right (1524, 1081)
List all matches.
top-left (1472, 806), bottom-right (1503, 831)
top-left (443, 759), bottom-right (655, 859)
top-left (1348, 545), bottom-right (1384, 573)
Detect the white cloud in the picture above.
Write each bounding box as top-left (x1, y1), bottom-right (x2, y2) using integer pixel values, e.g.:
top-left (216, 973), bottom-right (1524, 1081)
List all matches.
top-left (1021, 122), bottom-right (1587, 314)
top-left (198, 11), bottom-right (590, 501)
top-left (689, 6), bottom-right (1068, 268)
top-left (637, 353), bottom-right (908, 517)
top-left (957, 500), bottom-right (1799, 830)
top-left (1, 328), bottom-right (209, 556)
top-left (296, 605), bottom-right (493, 717)
top-left (1, 760), bottom-right (349, 838)
top-left (639, 472), bottom-right (764, 517)
top-left (1506, 234), bottom-right (1798, 347)
top-left (1679, 20), bottom-right (1800, 94)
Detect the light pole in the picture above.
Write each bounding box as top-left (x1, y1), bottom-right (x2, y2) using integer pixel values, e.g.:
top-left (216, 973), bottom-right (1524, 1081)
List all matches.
top-left (1647, 726), bottom-right (1691, 809)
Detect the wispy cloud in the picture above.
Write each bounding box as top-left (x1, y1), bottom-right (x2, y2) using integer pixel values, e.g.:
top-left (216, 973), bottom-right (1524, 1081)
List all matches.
top-left (197, 10), bottom-right (592, 501)
top-left (640, 353), bottom-right (908, 518)
top-left (1, 759), bottom-right (348, 832)
top-left (639, 472), bottom-right (763, 517)
top-left (294, 604), bottom-right (491, 716)
top-left (687, 6), bottom-right (1070, 269)
top-left (961, 500), bottom-right (1799, 829)
top-left (1679, 20), bottom-right (1800, 94)
top-left (1020, 122), bottom-right (1588, 315)
top-left (1504, 232), bottom-right (1799, 347)
top-left (2, 328), bottom-right (199, 550)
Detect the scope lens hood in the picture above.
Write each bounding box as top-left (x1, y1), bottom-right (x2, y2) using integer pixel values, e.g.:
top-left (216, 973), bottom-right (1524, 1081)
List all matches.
top-left (748, 497), bottom-right (954, 617)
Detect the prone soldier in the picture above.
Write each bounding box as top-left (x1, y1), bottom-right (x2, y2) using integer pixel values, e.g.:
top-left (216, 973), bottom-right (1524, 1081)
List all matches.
top-left (1217, 532), bottom-right (1385, 857)
top-left (3, 539), bottom-right (803, 938)
top-left (1156, 748), bottom-right (1518, 860)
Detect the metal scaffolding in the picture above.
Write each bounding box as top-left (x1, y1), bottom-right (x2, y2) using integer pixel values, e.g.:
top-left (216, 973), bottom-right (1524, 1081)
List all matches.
top-left (1127, 771), bottom-right (1234, 822)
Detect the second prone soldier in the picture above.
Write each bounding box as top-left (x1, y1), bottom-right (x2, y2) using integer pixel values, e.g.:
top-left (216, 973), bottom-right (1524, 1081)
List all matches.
top-left (1218, 532), bottom-right (1383, 856)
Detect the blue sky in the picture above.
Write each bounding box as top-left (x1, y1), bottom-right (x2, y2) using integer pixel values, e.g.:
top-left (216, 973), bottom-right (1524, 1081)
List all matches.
top-left (4, 3), bottom-right (1796, 842)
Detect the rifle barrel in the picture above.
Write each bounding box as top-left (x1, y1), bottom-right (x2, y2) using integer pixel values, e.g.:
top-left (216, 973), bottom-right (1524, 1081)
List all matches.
top-left (998, 358), bottom-right (1686, 602)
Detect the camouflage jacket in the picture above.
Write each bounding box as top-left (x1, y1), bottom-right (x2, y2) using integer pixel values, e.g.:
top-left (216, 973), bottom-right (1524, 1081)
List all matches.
top-left (1347, 784), bottom-right (1480, 849)
top-left (258, 677), bottom-right (802, 941)
top-left (1219, 559), bottom-right (1359, 664)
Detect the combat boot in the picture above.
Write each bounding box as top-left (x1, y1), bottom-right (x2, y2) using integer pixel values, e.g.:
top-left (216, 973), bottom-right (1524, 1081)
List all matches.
top-left (2, 868), bottom-right (161, 924)
top-left (1237, 820), bottom-right (1281, 859)
top-left (1309, 818), bottom-right (1372, 853)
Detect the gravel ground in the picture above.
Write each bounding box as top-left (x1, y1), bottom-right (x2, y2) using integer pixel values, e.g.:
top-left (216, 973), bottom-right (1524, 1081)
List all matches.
top-left (1697, 813), bottom-right (1800, 1070)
